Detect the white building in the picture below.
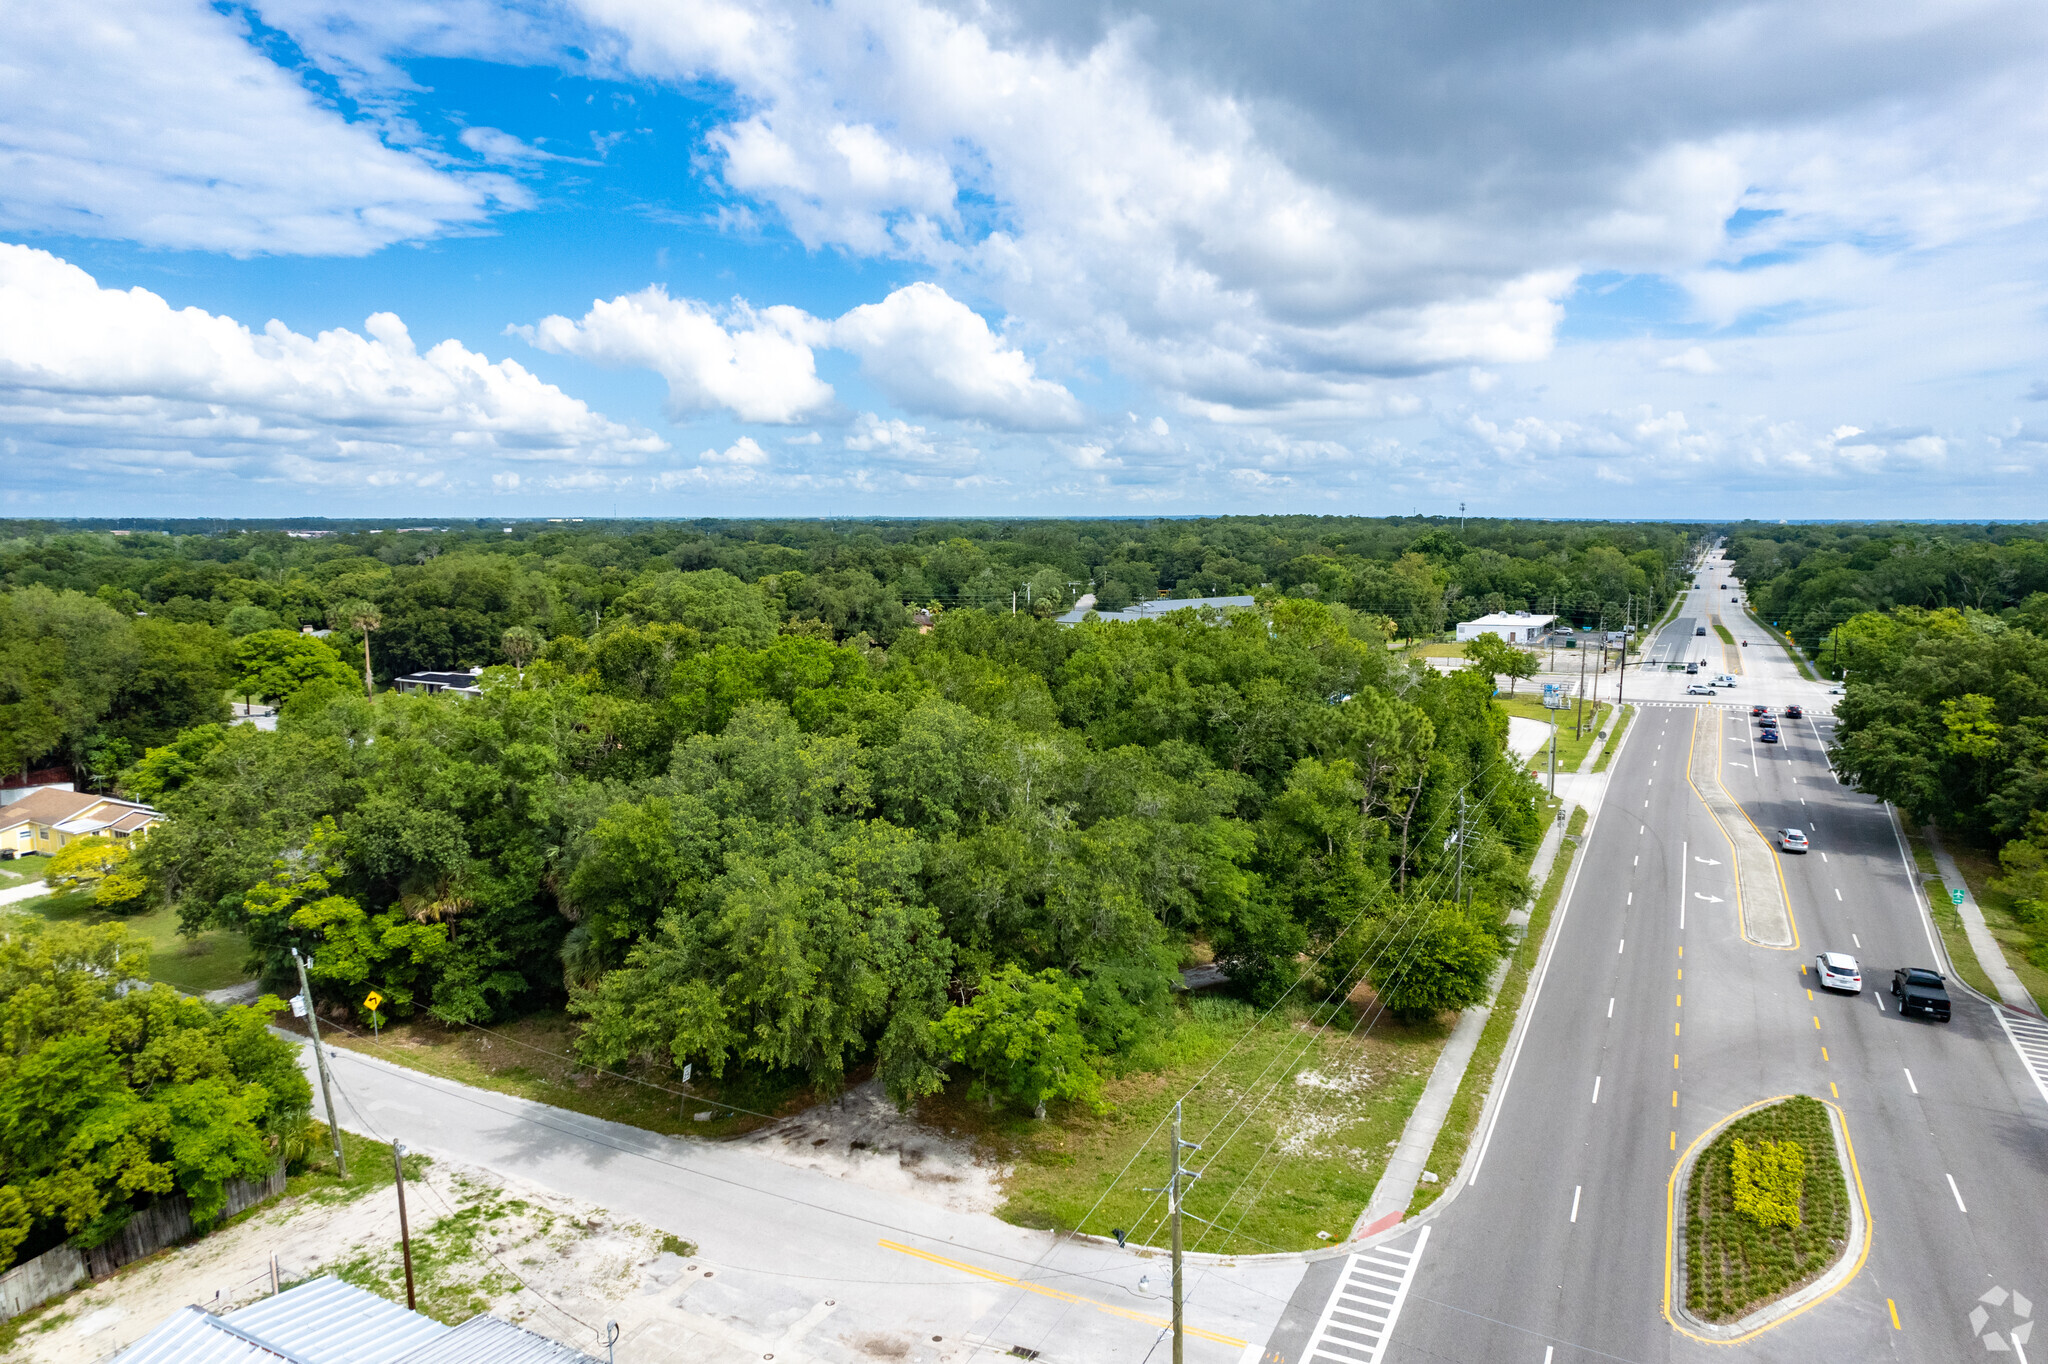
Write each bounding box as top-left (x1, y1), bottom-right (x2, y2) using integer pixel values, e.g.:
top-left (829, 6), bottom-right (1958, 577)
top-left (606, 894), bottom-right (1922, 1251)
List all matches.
top-left (1454, 611), bottom-right (1556, 644)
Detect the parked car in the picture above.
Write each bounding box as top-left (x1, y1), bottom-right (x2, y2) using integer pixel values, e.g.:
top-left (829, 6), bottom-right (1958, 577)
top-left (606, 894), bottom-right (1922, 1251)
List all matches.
top-left (1686, 684), bottom-right (1716, 696)
top-left (1784, 705), bottom-right (1804, 719)
top-left (1815, 952), bottom-right (1861, 993)
top-left (1891, 967), bottom-right (1951, 1021)
top-left (1760, 729), bottom-right (1781, 743)
top-left (1777, 828), bottom-right (1809, 853)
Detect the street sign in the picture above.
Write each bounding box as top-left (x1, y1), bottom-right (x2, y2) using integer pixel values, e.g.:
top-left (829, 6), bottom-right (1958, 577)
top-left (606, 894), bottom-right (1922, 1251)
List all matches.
top-left (1950, 888), bottom-right (1966, 906)
top-left (289, 994), bottom-right (307, 1018)
top-left (363, 990), bottom-right (384, 1013)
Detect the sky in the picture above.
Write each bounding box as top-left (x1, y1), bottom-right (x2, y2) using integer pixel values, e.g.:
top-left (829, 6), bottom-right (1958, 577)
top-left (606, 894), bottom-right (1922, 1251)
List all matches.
top-left (3, 0), bottom-right (2047, 520)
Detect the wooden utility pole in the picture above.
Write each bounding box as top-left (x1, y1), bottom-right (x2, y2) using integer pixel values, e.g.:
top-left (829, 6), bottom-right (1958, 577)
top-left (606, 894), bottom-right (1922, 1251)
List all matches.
top-left (1575, 639), bottom-right (1588, 739)
top-left (293, 949), bottom-right (347, 1179)
top-left (1146, 1101), bottom-right (1201, 1364)
top-left (393, 1143), bottom-right (417, 1310)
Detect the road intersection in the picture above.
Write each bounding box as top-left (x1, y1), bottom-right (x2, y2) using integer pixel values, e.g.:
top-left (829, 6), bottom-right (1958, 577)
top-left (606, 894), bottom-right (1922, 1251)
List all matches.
top-left (1320, 550), bottom-right (2048, 1362)
top-left (293, 549), bottom-right (2048, 1364)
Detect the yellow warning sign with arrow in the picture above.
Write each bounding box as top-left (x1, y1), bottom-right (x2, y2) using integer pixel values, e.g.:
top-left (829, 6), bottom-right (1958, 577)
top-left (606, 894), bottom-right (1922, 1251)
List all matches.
top-left (363, 990), bottom-right (384, 1014)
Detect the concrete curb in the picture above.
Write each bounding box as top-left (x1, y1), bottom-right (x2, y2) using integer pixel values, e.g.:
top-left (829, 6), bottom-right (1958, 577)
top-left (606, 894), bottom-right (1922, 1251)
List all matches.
top-left (1668, 1098), bottom-right (1868, 1341)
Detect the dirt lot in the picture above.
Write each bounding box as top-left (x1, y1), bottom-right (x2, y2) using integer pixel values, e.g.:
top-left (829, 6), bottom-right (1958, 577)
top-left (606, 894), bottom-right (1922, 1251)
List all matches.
top-left (7, 1155), bottom-right (687, 1364)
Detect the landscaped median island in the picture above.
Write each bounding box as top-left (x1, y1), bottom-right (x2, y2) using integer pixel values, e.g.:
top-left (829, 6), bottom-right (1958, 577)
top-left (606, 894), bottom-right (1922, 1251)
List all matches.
top-left (1678, 1096), bottom-right (1855, 1330)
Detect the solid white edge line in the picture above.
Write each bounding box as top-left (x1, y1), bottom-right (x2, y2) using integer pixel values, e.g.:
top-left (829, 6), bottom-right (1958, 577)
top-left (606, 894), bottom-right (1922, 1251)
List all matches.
top-left (1946, 1172), bottom-right (1968, 1214)
top-left (1468, 781), bottom-right (1609, 1188)
top-left (1680, 838), bottom-right (1687, 930)
top-left (1886, 801), bottom-right (1945, 966)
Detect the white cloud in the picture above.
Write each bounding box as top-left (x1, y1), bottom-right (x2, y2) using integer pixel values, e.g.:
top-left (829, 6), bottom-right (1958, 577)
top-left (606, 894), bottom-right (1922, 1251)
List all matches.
top-left (0, 0), bottom-right (517, 255)
top-left (1660, 346), bottom-right (1722, 375)
top-left (521, 280), bottom-right (1079, 430)
top-left (830, 284), bottom-right (1082, 429)
top-left (0, 244), bottom-right (662, 486)
top-left (516, 287), bottom-right (834, 424)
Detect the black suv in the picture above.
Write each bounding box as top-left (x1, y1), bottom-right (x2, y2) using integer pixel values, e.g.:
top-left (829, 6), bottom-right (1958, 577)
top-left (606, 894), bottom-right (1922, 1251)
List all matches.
top-left (1891, 967), bottom-right (1951, 1022)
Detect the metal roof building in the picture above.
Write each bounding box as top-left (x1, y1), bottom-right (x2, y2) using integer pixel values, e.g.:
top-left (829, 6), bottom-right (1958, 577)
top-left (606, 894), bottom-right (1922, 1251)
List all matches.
top-left (112, 1276), bottom-right (593, 1364)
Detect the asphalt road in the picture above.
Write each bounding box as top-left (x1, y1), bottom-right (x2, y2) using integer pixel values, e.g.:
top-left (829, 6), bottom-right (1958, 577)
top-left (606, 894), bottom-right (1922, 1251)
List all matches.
top-left (297, 1034), bottom-right (1302, 1364)
top-left (1313, 550), bottom-right (2048, 1364)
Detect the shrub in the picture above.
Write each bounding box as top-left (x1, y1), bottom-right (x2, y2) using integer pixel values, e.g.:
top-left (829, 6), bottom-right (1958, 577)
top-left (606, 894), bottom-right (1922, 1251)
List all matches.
top-left (1730, 1137), bottom-right (1804, 1229)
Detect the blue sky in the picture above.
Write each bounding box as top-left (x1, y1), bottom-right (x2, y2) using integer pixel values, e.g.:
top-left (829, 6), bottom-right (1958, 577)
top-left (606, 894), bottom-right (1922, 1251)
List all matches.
top-left (3, 0), bottom-right (2047, 519)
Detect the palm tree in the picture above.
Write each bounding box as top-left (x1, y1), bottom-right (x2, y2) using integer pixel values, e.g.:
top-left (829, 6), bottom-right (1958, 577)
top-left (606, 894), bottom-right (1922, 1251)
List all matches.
top-left (329, 599), bottom-right (382, 697)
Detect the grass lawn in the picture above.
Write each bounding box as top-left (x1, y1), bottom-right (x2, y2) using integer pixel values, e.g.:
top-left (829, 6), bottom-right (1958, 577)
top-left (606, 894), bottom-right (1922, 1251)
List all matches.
top-left (1900, 826), bottom-right (2013, 1000)
top-left (11, 888), bottom-right (255, 995)
top-left (1410, 642), bottom-right (1469, 659)
top-left (937, 995), bottom-right (1452, 1254)
top-left (1410, 805), bottom-right (1585, 1216)
top-left (1936, 832), bottom-right (2048, 1009)
top-left (1493, 693), bottom-right (1611, 775)
top-left (1711, 616), bottom-right (1737, 647)
top-left (0, 853), bottom-right (51, 886)
top-left (302, 1009), bottom-right (813, 1144)
top-left (1684, 1096), bottom-right (1848, 1323)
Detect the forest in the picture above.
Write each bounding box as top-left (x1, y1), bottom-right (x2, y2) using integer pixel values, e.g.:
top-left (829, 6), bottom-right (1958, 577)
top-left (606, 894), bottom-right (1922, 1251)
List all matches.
top-left (1724, 521), bottom-right (2048, 978)
top-left (0, 516), bottom-right (1697, 1122)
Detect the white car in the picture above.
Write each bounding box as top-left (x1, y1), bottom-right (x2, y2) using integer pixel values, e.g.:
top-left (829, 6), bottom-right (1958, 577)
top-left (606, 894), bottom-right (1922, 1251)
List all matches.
top-left (1777, 828), bottom-right (1809, 853)
top-left (1711, 677), bottom-right (1737, 688)
top-left (1686, 684), bottom-right (1716, 696)
top-left (1815, 952), bottom-right (1861, 993)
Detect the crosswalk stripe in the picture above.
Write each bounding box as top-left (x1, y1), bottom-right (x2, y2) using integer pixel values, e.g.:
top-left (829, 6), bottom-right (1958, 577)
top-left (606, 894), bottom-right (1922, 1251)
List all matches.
top-left (1302, 1227), bottom-right (1429, 1364)
top-left (1995, 1009), bottom-right (2048, 1114)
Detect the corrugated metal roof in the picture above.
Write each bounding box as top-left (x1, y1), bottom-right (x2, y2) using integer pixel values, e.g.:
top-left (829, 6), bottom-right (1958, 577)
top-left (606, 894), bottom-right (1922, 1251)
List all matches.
top-left (111, 1278), bottom-right (448, 1364)
top-left (110, 1305), bottom-right (298, 1364)
top-left (229, 1277), bottom-right (448, 1364)
top-left (392, 1315), bottom-right (597, 1363)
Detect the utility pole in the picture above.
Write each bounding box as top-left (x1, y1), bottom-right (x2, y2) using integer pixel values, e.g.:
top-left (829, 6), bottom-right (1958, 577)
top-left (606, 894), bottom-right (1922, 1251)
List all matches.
top-left (1455, 791), bottom-right (1467, 904)
top-left (1144, 1101), bottom-right (1201, 1364)
top-left (293, 948), bottom-right (347, 1179)
top-left (1575, 638), bottom-right (1588, 739)
top-left (393, 1143), bottom-right (417, 1310)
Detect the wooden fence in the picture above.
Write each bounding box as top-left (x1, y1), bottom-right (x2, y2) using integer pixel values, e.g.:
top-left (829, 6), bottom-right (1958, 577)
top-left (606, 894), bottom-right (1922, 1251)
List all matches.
top-left (0, 1164), bottom-right (286, 1322)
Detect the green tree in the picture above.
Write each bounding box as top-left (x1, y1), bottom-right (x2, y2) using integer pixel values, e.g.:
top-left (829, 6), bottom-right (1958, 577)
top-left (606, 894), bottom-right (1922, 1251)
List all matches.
top-left (328, 600), bottom-right (382, 697)
top-left (932, 964), bottom-right (1103, 1116)
top-left (1460, 632), bottom-right (1525, 693)
top-left (231, 630), bottom-right (361, 707)
top-left (0, 919), bottom-right (309, 1268)
top-left (1363, 902), bottom-right (1501, 1022)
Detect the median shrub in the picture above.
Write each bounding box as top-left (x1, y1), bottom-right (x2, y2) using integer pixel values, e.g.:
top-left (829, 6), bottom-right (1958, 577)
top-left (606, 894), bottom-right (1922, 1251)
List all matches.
top-left (1730, 1138), bottom-right (1803, 1229)
top-left (1684, 1096), bottom-right (1846, 1322)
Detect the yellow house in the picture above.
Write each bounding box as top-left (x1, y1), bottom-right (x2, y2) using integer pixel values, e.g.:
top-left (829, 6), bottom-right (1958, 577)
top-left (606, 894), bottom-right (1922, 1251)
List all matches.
top-left (0, 788), bottom-right (162, 859)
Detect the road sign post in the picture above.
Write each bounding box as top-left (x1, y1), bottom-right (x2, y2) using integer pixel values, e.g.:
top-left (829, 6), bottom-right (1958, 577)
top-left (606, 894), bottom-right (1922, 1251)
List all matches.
top-left (363, 990), bottom-right (384, 1040)
top-left (1951, 888), bottom-right (1966, 906)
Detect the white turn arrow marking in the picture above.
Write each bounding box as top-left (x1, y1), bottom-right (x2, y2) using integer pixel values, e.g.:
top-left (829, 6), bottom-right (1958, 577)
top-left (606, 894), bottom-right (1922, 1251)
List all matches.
top-left (1692, 893), bottom-right (1724, 903)
top-left (1693, 856), bottom-right (1721, 865)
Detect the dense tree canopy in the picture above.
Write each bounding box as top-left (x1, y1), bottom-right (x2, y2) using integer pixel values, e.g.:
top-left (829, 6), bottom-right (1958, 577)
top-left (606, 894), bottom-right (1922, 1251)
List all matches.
top-left (0, 920), bottom-right (309, 1271)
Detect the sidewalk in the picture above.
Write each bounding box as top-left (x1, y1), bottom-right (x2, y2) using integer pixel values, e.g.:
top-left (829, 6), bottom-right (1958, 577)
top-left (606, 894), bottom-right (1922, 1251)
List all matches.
top-left (1924, 825), bottom-right (2039, 1015)
top-left (0, 878), bottom-right (50, 907)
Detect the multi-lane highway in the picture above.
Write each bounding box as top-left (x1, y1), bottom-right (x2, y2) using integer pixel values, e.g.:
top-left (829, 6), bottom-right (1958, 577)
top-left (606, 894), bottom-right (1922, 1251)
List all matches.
top-left (1282, 550), bottom-right (2048, 1363)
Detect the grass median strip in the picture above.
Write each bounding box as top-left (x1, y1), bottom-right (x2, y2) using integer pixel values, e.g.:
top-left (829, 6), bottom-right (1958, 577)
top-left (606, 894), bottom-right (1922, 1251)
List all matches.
top-left (1408, 805), bottom-right (1588, 1217)
top-left (1684, 1096), bottom-right (1847, 1323)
